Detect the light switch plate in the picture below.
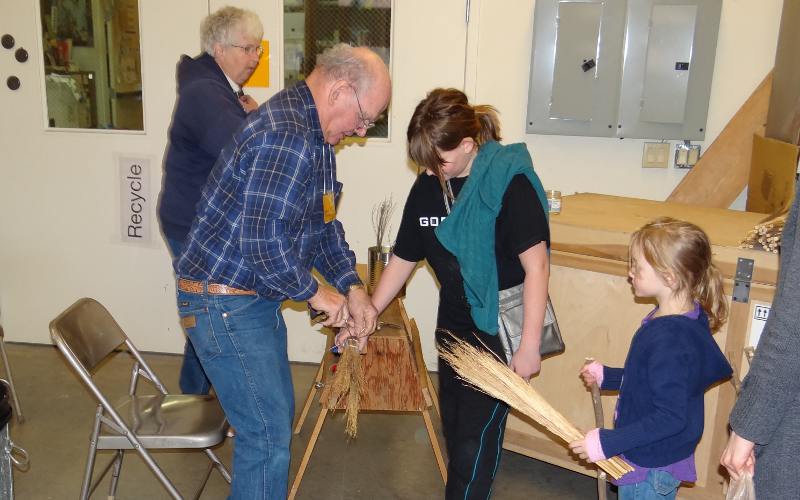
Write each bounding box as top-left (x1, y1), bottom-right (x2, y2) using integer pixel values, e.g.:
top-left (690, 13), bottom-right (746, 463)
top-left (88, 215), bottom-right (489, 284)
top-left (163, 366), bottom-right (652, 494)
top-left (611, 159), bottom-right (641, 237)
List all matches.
top-left (642, 142), bottom-right (670, 168)
top-left (675, 141), bottom-right (701, 168)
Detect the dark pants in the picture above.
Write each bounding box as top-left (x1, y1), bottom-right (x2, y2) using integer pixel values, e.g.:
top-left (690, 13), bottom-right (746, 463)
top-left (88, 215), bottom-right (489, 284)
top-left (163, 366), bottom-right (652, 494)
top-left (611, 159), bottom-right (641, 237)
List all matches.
top-left (436, 328), bottom-right (509, 500)
top-left (166, 236), bottom-right (212, 395)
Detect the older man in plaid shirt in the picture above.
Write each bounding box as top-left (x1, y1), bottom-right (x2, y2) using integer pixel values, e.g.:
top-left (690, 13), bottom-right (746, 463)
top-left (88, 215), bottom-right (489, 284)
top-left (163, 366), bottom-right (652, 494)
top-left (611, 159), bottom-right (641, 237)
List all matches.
top-left (174, 44), bottom-right (391, 499)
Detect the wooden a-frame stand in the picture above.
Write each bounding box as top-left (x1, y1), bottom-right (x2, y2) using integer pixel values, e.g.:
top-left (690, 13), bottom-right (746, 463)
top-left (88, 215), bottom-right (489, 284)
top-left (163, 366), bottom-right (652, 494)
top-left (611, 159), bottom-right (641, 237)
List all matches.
top-left (289, 298), bottom-right (446, 499)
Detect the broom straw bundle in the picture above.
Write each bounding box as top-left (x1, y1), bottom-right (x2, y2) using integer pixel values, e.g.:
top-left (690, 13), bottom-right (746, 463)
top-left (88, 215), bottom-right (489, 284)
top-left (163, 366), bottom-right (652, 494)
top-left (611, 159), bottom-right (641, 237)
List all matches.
top-left (438, 338), bottom-right (633, 480)
top-left (740, 212), bottom-right (786, 253)
top-left (327, 338), bottom-right (364, 439)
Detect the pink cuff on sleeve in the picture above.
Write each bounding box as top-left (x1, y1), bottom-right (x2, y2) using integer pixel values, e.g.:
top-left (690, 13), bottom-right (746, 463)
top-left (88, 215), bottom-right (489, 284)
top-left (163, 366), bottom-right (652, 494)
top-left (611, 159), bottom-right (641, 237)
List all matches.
top-left (586, 361), bottom-right (604, 386)
top-left (585, 428), bottom-right (607, 463)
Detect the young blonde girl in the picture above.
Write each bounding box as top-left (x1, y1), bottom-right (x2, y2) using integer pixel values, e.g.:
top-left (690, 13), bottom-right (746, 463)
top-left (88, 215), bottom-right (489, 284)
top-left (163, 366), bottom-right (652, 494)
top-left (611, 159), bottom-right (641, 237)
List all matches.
top-left (569, 217), bottom-right (732, 500)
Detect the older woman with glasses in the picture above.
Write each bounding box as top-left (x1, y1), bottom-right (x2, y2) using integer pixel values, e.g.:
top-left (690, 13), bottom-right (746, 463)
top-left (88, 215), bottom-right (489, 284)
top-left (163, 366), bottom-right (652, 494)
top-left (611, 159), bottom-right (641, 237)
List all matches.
top-left (158, 6), bottom-right (264, 396)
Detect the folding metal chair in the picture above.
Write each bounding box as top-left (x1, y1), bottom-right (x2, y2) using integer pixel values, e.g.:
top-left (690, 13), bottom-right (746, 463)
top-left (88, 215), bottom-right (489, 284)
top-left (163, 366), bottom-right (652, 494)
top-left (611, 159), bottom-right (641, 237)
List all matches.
top-left (49, 298), bottom-right (231, 499)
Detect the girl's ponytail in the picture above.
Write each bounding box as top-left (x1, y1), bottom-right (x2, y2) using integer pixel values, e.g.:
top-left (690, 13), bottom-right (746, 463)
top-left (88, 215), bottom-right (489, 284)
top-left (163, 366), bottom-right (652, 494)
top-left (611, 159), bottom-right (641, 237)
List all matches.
top-left (697, 263), bottom-right (728, 333)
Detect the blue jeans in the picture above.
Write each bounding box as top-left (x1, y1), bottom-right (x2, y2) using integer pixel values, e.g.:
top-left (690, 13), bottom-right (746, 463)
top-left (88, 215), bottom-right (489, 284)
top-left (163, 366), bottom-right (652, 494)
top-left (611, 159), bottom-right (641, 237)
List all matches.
top-left (177, 287), bottom-right (294, 500)
top-left (166, 236), bottom-right (212, 395)
top-left (618, 470), bottom-right (681, 500)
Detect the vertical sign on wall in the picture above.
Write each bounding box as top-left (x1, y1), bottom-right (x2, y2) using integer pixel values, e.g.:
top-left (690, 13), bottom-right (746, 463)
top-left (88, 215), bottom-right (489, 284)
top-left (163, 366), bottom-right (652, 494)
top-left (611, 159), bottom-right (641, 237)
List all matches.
top-left (118, 155), bottom-right (151, 244)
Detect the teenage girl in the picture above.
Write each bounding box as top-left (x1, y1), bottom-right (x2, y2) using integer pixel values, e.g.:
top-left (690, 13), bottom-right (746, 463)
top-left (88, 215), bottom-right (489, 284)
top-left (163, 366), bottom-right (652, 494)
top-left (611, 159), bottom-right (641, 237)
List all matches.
top-left (569, 217), bottom-right (732, 500)
top-left (339, 88), bottom-right (550, 498)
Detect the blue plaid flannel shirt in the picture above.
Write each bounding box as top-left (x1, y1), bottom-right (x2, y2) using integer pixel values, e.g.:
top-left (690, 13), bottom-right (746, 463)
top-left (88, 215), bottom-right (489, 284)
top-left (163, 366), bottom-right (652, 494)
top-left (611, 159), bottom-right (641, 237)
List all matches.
top-left (174, 82), bottom-right (361, 301)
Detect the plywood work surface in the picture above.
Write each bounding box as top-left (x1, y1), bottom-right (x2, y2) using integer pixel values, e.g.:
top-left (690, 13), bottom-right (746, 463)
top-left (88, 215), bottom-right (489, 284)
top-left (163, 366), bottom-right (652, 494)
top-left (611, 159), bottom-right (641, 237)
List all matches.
top-left (319, 299), bottom-right (425, 412)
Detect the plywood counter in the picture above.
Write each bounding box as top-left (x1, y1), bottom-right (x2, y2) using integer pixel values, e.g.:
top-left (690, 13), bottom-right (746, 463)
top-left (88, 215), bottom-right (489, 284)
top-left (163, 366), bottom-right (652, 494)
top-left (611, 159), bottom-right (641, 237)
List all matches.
top-left (502, 193), bottom-right (778, 499)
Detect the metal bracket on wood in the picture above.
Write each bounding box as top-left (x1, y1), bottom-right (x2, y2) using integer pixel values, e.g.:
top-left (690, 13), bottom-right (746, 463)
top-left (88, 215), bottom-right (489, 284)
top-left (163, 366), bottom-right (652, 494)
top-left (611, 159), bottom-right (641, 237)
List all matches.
top-left (732, 258), bottom-right (754, 303)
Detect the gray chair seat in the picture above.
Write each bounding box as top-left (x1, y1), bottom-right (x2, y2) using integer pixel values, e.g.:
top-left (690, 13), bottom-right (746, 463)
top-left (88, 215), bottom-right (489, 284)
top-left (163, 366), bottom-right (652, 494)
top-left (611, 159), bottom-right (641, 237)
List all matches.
top-left (100, 394), bottom-right (227, 449)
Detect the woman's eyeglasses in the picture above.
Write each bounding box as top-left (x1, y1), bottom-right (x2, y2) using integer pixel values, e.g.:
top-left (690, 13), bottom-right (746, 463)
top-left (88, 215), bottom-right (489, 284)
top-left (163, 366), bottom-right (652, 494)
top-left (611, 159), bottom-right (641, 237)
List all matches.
top-left (230, 44), bottom-right (264, 57)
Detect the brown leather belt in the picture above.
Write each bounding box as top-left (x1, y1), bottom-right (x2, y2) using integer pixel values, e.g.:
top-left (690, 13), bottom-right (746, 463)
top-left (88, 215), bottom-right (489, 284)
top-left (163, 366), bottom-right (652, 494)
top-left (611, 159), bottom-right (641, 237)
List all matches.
top-left (177, 278), bottom-right (256, 296)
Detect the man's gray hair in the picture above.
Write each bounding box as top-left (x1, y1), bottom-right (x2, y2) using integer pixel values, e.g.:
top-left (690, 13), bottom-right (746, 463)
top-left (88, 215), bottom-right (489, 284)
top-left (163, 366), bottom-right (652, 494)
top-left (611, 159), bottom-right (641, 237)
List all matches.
top-left (200, 6), bottom-right (263, 56)
top-left (315, 43), bottom-right (372, 92)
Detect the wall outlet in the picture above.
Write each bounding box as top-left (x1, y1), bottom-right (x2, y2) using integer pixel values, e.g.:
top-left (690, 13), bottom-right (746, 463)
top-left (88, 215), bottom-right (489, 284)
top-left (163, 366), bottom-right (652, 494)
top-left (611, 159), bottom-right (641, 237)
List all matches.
top-left (642, 142), bottom-right (670, 168)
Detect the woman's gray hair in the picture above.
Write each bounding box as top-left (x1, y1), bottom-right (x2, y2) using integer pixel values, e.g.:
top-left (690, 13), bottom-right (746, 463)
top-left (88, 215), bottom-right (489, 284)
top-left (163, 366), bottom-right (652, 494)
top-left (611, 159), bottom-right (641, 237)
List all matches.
top-left (200, 6), bottom-right (263, 56)
top-left (315, 43), bottom-right (371, 92)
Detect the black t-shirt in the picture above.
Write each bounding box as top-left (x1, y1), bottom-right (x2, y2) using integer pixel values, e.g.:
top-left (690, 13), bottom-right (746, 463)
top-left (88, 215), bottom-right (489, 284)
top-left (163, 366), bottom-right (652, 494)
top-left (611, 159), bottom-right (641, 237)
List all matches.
top-left (394, 173), bottom-right (550, 332)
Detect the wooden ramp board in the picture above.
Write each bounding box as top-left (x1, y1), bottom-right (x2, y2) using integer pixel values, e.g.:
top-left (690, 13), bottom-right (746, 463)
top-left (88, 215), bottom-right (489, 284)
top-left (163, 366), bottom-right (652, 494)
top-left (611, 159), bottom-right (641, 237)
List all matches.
top-left (667, 72), bottom-right (772, 207)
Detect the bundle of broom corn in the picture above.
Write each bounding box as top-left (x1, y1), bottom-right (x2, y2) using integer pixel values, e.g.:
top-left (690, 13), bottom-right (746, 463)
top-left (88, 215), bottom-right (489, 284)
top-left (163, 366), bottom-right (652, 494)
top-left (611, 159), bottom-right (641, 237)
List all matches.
top-left (439, 338), bottom-right (633, 480)
top-left (740, 211), bottom-right (787, 253)
top-left (327, 338), bottom-right (364, 439)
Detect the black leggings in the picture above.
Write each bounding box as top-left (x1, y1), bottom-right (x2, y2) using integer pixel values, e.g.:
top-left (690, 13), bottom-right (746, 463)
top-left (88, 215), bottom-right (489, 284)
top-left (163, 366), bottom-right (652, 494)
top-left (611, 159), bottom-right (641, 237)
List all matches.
top-left (436, 328), bottom-right (510, 500)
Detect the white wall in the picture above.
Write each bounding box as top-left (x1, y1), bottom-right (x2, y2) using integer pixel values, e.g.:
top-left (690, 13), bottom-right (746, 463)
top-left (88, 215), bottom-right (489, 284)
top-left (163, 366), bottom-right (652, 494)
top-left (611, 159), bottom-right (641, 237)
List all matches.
top-left (0, 0), bottom-right (783, 371)
top-left (0, 0), bottom-right (210, 354)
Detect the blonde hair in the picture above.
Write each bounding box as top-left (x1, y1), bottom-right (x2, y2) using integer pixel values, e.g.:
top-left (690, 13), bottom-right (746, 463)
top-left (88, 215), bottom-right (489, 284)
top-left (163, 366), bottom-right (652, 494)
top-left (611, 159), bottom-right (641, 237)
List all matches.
top-left (629, 217), bottom-right (728, 332)
top-left (407, 88), bottom-right (501, 193)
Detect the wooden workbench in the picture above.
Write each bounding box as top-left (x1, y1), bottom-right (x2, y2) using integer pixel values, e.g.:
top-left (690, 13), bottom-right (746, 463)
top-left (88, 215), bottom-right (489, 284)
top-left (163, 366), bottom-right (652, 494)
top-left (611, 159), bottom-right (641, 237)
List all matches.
top-left (502, 193), bottom-right (778, 499)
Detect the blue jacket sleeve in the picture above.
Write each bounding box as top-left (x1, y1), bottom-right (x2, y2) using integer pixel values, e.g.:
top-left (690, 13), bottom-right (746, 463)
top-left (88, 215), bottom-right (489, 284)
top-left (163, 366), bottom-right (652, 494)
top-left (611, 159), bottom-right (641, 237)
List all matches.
top-left (601, 367), bottom-right (624, 391)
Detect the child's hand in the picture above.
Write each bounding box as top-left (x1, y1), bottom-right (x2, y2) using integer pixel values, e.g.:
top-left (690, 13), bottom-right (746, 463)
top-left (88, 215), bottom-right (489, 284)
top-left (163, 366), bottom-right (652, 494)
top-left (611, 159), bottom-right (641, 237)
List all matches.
top-left (568, 437), bottom-right (589, 460)
top-left (569, 428), bottom-right (605, 463)
top-left (580, 360), bottom-right (604, 388)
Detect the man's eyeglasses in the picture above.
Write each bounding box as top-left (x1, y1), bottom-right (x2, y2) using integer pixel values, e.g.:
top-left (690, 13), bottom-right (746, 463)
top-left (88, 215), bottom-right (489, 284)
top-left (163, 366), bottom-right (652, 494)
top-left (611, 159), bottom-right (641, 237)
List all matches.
top-left (349, 85), bottom-right (378, 131)
top-left (231, 44), bottom-right (264, 57)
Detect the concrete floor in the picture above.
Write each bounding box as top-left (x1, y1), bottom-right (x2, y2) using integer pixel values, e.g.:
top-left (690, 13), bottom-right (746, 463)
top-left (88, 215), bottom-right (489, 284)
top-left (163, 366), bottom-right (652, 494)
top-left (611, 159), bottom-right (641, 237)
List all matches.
top-left (3, 342), bottom-right (615, 499)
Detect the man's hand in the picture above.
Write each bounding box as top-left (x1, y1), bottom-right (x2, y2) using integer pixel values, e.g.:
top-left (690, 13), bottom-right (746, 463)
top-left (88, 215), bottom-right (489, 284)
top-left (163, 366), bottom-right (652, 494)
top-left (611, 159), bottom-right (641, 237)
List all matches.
top-left (239, 94), bottom-right (258, 113)
top-left (334, 325), bottom-right (369, 353)
top-left (346, 286), bottom-right (378, 338)
top-left (720, 431), bottom-right (756, 481)
top-left (307, 285), bottom-right (348, 327)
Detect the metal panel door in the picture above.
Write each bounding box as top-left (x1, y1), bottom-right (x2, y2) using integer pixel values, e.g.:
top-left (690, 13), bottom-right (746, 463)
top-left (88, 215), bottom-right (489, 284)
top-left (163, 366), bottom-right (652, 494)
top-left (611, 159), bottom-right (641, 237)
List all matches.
top-left (526, 0), bottom-right (626, 137)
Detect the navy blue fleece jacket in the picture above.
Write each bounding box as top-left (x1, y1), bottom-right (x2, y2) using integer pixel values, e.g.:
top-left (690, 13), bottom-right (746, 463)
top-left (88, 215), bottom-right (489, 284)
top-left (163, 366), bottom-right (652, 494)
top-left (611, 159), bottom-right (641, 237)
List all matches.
top-left (600, 312), bottom-right (732, 467)
top-left (159, 53), bottom-right (248, 242)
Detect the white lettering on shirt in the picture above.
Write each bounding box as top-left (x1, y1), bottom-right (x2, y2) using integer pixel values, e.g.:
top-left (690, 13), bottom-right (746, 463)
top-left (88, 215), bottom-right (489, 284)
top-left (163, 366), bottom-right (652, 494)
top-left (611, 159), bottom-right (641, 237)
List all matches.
top-left (419, 216), bottom-right (446, 227)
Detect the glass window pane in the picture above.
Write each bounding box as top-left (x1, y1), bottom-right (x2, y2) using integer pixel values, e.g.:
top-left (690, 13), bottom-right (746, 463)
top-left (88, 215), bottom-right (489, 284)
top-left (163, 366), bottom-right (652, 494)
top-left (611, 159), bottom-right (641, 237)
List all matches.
top-left (284, 0), bottom-right (391, 139)
top-left (39, 0), bottom-right (144, 131)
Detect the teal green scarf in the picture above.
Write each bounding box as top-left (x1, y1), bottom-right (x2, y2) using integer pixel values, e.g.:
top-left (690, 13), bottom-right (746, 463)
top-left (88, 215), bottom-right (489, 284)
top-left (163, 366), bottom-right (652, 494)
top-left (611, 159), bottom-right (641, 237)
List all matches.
top-left (434, 141), bottom-right (548, 334)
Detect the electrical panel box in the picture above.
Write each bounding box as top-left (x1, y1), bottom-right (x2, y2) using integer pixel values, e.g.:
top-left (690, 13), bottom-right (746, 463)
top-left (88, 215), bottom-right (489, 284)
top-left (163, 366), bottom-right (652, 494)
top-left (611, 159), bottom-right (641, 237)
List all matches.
top-left (526, 0), bottom-right (722, 140)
